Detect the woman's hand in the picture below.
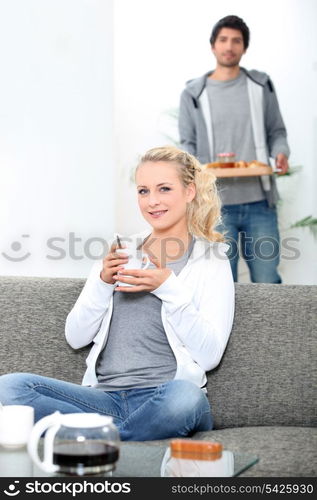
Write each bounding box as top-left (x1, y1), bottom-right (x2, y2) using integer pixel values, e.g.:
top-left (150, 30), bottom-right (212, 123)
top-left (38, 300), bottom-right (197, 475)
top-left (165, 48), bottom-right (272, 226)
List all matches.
top-left (100, 243), bottom-right (129, 284)
top-left (114, 256), bottom-right (172, 292)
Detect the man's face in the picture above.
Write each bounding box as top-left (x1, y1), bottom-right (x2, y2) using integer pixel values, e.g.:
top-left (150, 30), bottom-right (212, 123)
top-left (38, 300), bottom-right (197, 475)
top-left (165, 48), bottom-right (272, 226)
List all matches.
top-left (211, 27), bottom-right (246, 67)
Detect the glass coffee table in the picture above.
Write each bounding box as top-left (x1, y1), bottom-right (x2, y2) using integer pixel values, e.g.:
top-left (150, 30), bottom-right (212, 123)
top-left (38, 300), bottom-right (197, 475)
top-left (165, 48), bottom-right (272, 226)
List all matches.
top-left (114, 442), bottom-right (258, 477)
top-left (0, 442), bottom-right (258, 477)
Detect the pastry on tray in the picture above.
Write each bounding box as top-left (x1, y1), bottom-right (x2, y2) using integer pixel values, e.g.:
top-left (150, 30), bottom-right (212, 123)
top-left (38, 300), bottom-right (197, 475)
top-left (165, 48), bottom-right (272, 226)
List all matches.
top-left (206, 160), bottom-right (269, 169)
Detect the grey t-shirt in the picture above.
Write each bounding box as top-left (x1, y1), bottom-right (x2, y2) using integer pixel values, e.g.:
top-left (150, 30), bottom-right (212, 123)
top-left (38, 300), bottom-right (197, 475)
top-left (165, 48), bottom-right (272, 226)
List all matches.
top-left (206, 72), bottom-right (265, 205)
top-left (95, 239), bottom-right (195, 391)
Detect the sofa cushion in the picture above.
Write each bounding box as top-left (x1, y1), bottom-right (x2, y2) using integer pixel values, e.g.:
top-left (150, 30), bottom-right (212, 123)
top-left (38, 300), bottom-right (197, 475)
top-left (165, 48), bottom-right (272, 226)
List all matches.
top-left (0, 277), bottom-right (88, 384)
top-left (207, 284), bottom-right (317, 429)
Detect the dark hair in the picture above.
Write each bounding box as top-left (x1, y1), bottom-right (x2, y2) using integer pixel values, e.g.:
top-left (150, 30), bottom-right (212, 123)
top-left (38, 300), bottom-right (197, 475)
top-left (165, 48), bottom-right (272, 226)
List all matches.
top-left (209, 15), bottom-right (250, 49)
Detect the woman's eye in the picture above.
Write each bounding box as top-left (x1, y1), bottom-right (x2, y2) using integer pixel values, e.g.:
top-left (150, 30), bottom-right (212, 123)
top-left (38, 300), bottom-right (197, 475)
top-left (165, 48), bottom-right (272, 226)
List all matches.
top-left (138, 187), bottom-right (171, 195)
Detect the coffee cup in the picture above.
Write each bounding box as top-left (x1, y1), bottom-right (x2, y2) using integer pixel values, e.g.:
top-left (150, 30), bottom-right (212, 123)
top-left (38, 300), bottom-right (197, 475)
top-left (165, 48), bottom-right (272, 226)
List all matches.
top-left (116, 246), bottom-right (150, 287)
top-left (0, 405), bottom-right (34, 449)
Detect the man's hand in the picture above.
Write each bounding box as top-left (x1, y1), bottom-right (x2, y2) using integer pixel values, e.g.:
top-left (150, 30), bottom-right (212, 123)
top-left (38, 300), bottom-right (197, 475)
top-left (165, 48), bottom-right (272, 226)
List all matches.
top-left (275, 153), bottom-right (289, 175)
top-left (114, 256), bottom-right (172, 292)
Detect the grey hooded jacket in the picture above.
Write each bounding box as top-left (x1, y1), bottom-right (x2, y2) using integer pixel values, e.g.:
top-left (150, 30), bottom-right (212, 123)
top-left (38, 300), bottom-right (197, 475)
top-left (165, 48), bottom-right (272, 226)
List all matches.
top-left (178, 68), bottom-right (290, 206)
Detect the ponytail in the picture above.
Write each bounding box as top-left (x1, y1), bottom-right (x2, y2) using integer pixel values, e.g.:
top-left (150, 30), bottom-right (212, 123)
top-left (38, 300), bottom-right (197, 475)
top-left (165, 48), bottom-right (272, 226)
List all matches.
top-left (187, 166), bottom-right (224, 242)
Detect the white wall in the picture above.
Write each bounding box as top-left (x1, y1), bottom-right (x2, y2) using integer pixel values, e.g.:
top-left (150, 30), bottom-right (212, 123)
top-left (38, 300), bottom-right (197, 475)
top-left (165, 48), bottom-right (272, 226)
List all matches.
top-left (114, 0), bottom-right (317, 284)
top-left (0, 0), bottom-right (114, 278)
top-left (0, 0), bottom-right (315, 283)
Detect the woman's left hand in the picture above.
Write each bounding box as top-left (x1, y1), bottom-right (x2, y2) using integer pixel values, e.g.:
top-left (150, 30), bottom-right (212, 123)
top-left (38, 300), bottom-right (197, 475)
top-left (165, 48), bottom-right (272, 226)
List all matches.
top-left (113, 257), bottom-right (171, 292)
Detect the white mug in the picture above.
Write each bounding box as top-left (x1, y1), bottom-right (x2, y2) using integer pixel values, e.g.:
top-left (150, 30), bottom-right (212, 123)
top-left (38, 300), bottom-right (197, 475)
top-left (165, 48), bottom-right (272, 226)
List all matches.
top-left (116, 246), bottom-right (150, 287)
top-left (0, 405), bottom-right (34, 449)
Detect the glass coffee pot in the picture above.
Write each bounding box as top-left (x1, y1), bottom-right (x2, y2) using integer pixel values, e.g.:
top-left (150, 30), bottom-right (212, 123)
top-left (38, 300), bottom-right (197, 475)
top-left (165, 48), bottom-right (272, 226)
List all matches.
top-left (28, 412), bottom-right (120, 476)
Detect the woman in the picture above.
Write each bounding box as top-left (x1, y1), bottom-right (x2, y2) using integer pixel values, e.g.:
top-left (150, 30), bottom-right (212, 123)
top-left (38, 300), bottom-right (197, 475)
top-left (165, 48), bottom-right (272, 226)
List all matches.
top-left (0, 146), bottom-right (234, 441)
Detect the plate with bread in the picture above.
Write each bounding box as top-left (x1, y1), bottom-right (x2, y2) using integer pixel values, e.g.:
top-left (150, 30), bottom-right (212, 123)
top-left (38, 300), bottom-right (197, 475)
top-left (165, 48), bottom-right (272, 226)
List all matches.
top-left (204, 160), bottom-right (273, 177)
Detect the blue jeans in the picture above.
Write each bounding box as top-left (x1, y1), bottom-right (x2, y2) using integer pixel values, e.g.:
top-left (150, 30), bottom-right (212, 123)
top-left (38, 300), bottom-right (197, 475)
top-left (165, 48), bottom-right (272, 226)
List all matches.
top-left (218, 200), bottom-right (282, 283)
top-left (0, 373), bottom-right (212, 441)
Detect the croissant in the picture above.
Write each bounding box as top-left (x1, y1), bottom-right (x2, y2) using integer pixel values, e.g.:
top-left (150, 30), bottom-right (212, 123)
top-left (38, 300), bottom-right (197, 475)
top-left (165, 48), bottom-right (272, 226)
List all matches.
top-left (247, 160), bottom-right (268, 168)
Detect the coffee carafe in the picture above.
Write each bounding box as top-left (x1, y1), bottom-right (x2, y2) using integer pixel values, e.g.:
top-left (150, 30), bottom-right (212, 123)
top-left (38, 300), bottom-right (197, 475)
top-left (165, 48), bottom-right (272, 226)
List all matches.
top-left (27, 412), bottom-right (120, 476)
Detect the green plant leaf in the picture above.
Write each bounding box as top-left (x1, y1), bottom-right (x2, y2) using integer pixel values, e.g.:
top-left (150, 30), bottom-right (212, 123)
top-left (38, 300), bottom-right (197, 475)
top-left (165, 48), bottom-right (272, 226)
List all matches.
top-left (164, 108), bottom-right (180, 120)
top-left (290, 215), bottom-right (317, 239)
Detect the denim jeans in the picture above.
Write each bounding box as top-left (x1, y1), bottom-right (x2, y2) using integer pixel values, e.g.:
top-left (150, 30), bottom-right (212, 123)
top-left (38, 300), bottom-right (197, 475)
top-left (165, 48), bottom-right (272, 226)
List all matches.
top-left (0, 373), bottom-right (212, 441)
top-left (218, 200), bottom-right (282, 283)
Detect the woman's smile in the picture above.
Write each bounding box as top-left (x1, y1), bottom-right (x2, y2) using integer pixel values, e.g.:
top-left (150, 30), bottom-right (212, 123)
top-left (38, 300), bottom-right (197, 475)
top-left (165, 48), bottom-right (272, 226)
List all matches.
top-left (148, 210), bottom-right (168, 218)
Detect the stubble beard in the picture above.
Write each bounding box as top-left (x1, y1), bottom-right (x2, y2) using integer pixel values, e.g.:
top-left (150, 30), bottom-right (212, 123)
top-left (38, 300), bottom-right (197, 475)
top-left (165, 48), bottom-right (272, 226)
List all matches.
top-left (218, 54), bottom-right (242, 68)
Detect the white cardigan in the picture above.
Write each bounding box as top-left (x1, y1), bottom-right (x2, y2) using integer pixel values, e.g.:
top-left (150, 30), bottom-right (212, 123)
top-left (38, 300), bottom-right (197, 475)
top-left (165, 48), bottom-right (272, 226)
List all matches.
top-left (65, 232), bottom-right (235, 389)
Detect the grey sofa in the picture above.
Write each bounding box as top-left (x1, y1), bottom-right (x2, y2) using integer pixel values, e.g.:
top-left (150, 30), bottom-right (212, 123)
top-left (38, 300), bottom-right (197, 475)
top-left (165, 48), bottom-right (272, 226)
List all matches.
top-left (0, 276), bottom-right (316, 477)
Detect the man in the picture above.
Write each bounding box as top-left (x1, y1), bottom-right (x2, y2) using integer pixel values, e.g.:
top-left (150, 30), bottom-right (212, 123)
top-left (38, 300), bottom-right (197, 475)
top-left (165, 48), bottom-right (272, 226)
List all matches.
top-left (178, 15), bottom-right (290, 283)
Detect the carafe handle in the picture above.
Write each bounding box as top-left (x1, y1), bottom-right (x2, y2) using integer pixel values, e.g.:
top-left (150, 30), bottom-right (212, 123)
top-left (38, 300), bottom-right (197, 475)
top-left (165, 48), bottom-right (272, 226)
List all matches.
top-left (27, 411), bottom-right (61, 474)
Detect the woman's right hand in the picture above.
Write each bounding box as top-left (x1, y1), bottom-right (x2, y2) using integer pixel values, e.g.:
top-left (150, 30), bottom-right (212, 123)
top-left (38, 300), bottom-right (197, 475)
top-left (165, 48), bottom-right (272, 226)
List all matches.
top-left (100, 243), bottom-right (129, 284)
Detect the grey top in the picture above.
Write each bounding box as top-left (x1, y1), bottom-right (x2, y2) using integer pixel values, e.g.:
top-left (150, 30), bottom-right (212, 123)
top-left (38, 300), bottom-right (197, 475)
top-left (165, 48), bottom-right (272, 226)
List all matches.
top-left (178, 67), bottom-right (291, 206)
top-left (95, 239), bottom-right (195, 391)
top-left (206, 72), bottom-right (265, 205)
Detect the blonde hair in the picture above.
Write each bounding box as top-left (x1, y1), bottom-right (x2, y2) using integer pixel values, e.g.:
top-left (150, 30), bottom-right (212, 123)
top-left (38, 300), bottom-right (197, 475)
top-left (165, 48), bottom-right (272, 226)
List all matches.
top-left (136, 145), bottom-right (224, 242)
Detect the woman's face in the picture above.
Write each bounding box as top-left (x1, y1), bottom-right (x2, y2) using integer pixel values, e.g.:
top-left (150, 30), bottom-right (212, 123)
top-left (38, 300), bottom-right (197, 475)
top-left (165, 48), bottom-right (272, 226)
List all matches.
top-left (136, 161), bottom-right (195, 234)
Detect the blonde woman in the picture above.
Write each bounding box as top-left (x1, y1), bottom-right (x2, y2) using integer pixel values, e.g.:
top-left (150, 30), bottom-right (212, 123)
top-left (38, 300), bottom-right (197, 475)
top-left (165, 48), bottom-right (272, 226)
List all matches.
top-left (0, 146), bottom-right (234, 440)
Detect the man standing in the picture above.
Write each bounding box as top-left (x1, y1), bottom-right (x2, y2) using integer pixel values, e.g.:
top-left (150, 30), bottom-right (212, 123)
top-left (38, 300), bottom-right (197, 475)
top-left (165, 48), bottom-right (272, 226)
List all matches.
top-left (178, 15), bottom-right (290, 283)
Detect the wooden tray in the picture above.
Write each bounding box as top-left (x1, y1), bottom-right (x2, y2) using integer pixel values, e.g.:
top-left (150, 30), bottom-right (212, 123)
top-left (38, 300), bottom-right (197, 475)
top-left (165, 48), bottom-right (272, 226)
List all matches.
top-left (205, 165), bottom-right (273, 177)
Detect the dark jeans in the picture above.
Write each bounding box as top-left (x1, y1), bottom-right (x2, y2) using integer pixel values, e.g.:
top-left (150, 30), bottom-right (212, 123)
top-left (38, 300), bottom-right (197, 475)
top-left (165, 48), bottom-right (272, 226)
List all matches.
top-left (218, 200), bottom-right (282, 283)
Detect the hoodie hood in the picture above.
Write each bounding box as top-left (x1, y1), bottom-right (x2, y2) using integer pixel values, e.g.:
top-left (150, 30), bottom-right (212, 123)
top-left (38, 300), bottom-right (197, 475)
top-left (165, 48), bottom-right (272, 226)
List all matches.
top-left (185, 68), bottom-right (271, 99)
